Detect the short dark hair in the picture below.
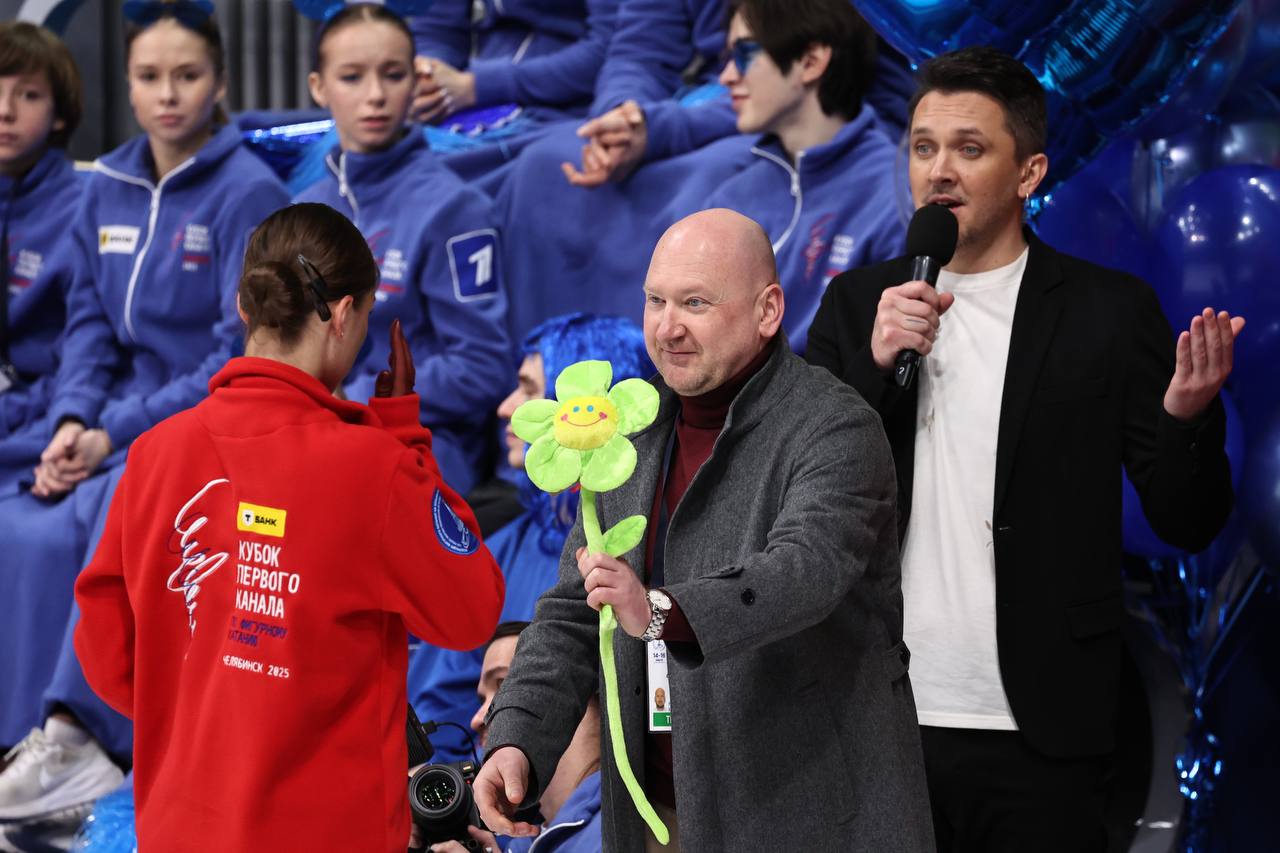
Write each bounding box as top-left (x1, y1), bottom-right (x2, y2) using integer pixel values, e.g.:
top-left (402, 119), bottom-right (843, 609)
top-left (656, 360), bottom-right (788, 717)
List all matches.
top-left (238, 203), bottom-right (380, 346)
top-left (908, 47), bottom-right (1047, 160)
top-left (488, 621), bottom-right (531, 649)
top-left (728, 0), bottom-right (877, 121)
top-left (0, 22), bottom-right (82, 148)
top-left (313, 3), bottom-right (415, 72)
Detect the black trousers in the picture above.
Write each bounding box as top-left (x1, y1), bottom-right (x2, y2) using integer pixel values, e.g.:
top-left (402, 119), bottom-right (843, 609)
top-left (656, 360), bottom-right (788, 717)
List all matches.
top-left (921, 726), bottom-right (1112, 853)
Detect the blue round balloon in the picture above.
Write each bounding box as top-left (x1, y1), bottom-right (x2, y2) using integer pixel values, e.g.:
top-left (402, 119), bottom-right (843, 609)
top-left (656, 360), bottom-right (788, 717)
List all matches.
top-left (1121, 390), bottom-right (1245, 559)
top-left (1034, 141), bottom-right (1151, 282)
top-left (1151, 165), bottom-right (1280, 417)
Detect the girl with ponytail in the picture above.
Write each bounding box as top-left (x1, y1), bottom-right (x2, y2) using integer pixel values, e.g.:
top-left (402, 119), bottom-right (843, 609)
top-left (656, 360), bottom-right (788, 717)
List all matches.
top-left (73, 202), bottom-right (504, 852)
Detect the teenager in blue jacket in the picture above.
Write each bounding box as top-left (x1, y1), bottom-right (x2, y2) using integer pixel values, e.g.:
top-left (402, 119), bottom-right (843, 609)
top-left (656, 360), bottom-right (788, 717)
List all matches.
top-left (500, 0), bottom-right (904, 347)
top-left (0, 22), bottom-right (86, 438)
top-left (0, 5), bottom-right (288, 820)
top-left (296, 3), bottom-right (511, 495)
top-left (409, 313), bottom-right (651, 762)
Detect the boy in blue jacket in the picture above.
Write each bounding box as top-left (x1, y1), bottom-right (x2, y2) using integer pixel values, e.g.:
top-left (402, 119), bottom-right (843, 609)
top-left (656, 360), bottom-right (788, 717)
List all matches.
top-left (297, 3), bottom-right (512, 496)
top-left (0, 22), bottom-right (86, 438)
top-left (500, 0), bottom-right (905, 349)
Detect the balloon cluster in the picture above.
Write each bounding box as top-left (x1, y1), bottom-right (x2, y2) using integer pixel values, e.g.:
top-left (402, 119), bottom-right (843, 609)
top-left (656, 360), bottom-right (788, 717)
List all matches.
top-left (855, 0), bottom-right (1246, 193)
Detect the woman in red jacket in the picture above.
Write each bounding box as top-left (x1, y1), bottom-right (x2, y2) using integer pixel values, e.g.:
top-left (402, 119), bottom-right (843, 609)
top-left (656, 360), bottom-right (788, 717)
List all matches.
top-left (73, 202), bottom-right (505, 852)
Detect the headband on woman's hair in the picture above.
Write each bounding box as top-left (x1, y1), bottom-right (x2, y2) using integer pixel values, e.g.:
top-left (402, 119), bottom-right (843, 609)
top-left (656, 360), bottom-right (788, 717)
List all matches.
top-left (122, 0), bottom-right (215, 28)
top-left (292, 0), bottom-right (434, 23)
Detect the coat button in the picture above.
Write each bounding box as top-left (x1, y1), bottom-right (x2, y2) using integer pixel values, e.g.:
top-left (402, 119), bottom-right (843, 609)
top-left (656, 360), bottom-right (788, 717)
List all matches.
top-left (741, 588), bottom-right (755, 606)
top-left (634, 685), bottom-right (642, 696)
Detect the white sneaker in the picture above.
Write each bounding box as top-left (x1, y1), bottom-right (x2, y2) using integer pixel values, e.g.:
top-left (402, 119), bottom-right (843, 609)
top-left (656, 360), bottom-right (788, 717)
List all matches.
top-left (0, 728), bottom-right (123, 821)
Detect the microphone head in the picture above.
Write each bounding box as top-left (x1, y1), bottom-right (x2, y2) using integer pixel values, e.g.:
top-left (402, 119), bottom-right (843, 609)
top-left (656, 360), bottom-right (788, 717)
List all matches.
top-left (906, 204), bottom-right (959, 265)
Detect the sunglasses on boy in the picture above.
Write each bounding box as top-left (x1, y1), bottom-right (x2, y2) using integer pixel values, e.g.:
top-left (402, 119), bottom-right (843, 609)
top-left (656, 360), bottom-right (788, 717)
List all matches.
top-left (729, 39), bottom-right (765, 75)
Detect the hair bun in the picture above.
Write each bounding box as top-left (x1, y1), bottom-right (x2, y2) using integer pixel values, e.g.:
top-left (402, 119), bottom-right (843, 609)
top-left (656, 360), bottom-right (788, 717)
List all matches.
top-left (239, 260), bottom-right (306, 330)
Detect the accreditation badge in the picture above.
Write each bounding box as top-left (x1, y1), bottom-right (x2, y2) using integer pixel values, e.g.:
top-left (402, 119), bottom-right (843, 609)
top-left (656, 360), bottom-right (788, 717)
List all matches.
top-left (647, 640), bottom-right (671, 732)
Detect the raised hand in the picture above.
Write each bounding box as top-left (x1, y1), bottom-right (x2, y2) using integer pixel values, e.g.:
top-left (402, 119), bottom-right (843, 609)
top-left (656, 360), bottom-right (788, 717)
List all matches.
top-left (374, 318), bottom-right (416, 398)
top-left (1163, 307), bottom-right (1246, 422)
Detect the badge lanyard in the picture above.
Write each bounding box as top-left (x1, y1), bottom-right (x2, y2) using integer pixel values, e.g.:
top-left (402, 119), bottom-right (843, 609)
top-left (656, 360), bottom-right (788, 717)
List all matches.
top-left (647, 427), bottom-right (678, 732)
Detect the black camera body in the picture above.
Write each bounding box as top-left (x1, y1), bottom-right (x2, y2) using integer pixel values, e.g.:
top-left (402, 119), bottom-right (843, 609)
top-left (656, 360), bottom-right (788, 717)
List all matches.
top-left (406, 704), bottom-right (489, 851)
top-left (408, 759), bottom-right (487, 850)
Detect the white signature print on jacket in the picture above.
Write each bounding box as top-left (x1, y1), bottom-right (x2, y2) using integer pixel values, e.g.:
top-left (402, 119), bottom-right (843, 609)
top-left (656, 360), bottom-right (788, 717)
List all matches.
top-left (167, 477), bottom-right (231, 636)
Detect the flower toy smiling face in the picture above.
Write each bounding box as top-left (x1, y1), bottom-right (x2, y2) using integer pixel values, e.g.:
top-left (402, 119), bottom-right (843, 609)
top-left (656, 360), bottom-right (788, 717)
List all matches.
top-left (554, 396), bottom-right (618, 450)
top-left (511, 360), bottom-right (659, 494)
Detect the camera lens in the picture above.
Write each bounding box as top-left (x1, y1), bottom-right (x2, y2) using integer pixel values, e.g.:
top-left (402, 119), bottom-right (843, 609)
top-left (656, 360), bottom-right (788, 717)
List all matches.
top-left (417, 773), bottom-right (457, 811)
top-left (409, 764), bottom-right (472, 824)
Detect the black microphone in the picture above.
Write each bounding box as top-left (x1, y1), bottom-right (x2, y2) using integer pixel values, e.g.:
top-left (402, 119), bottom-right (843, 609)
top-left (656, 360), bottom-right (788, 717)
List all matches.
top-left (894, 204), bottom-right (959, 390)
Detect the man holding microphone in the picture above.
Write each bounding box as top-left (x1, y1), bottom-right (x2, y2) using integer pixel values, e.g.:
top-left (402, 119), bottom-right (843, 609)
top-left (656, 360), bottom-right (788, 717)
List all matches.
top-left (807, 47), bottom-right (1242, 852)
top-left (471, 208), bottom-right (933, 852)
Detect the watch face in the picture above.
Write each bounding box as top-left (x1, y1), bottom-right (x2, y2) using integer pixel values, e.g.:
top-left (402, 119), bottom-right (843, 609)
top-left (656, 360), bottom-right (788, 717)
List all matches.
top-left (650, 589), bottom-right (673, 610)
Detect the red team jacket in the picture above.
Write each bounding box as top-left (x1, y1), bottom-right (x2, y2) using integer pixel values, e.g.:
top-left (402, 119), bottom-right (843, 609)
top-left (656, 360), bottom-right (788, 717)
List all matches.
top-left (74, 357), bottom-right (505, 852)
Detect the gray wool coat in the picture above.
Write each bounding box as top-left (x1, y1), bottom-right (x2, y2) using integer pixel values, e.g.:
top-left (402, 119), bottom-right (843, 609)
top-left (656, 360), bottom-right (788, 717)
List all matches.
top-left (485, 340), bottom-right (934, 852)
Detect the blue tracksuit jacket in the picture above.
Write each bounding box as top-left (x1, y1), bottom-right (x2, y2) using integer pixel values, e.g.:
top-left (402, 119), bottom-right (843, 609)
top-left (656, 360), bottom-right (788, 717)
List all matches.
top-left (0, 127), bottom-right (286, 742)
top-left (700, 105), bottom-right (906, 350)
top-left (0, 148), bottom-right (86, 436)
top-left (44, 124), bottom-right (289, 455)
top-left (501, 105), bottom-right (904, 346)
top-left (295, 131), bottom-right (512, 494)
top-left (505, 771), bottom-right (602, 853)
top-left (591, 0), bottom-right (733, 160)
top-left (411, 0), bottom-right (619, 120)
top-left (593, 1), bottom-right (914, 160)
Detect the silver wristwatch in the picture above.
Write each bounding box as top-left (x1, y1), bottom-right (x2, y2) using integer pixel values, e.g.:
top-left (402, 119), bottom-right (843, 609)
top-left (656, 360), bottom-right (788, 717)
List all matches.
top-left (640, 588), bottom-right (673, 641)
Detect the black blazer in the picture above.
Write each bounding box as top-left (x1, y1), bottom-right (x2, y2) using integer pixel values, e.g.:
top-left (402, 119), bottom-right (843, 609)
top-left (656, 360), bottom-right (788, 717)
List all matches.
top-left (806, 228), bottom-right (1233, 758)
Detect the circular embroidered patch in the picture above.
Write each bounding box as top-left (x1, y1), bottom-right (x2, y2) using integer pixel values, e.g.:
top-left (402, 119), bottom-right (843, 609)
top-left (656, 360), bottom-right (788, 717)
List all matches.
top-left (432, 489), bottom-right (479, 556)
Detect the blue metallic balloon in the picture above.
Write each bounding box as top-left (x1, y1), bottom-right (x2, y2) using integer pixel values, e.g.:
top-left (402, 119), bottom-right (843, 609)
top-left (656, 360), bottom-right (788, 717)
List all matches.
top-left (855, 0), bottom-right (1247, 193)
top-left (1151, 166), bottom-right (1280, 415)
top-left (1238, 0), bottom-right (1280, 83)
top-left (1033, 139), bottom-right (1150, 281)
top-left (1139, 2), bottom-right (1254, 140)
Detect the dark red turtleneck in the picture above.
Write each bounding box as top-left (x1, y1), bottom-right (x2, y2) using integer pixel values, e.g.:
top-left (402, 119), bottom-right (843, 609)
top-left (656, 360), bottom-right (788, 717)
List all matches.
top-left (643, 340), bottom-right (774, 808)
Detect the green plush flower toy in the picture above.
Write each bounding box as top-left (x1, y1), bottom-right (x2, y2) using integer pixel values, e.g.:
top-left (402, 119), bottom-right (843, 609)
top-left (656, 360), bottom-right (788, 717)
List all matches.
top-left (510, 359), bottom-right (669, 844)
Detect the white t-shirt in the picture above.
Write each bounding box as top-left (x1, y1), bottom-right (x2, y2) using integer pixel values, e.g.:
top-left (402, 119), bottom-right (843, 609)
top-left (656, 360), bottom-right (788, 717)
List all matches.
top-left (901, 247), bottom-right (1029, 730)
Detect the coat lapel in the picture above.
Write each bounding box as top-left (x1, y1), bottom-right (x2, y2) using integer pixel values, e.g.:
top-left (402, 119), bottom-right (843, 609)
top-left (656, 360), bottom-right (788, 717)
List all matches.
top-left (598, 388), bottom-right (678, 578)
top-left (993, 231), bottom-right (1066, 514)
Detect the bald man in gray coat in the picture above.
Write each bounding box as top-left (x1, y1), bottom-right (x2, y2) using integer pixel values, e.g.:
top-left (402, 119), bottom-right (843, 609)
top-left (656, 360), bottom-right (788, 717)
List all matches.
top-left (474, 210), bottom-right (933, 852)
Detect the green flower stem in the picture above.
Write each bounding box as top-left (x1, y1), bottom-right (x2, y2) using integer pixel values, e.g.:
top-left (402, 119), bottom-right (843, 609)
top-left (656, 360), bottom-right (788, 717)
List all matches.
top-left (581, 489), bottom-right (670, 845)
